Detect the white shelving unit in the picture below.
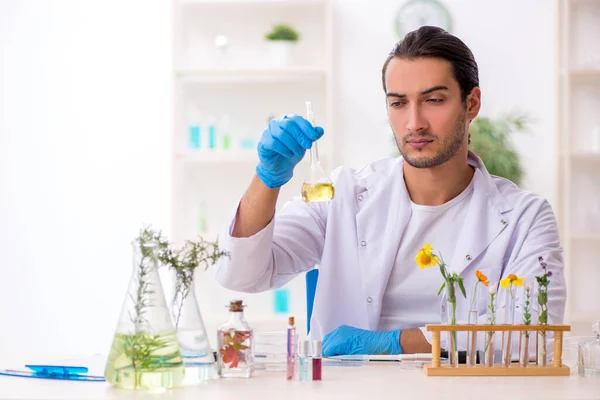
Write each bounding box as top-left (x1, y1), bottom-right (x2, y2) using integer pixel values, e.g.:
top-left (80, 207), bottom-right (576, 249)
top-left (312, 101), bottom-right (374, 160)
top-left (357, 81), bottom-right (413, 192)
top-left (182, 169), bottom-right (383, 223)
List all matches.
top-left (171, 0), bottom-right (334, 333)
top-left (558, 0), bottom-right (600, 325)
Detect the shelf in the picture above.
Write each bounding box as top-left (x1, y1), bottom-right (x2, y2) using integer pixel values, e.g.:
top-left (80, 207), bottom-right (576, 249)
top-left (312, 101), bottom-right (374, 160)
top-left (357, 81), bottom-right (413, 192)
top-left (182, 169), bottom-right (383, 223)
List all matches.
top-left (175, 67), bottom-right (327, 84)
top-left (569, 69), bottom-right (600, 79)
top-left (570, 152), bottom-right (600, 161)
top-left (182, 0), bottom-right (324, 5)
top-left (176, 150), bottom-right (258, 164)
top-left (570, 233), bottom-right (600, 241)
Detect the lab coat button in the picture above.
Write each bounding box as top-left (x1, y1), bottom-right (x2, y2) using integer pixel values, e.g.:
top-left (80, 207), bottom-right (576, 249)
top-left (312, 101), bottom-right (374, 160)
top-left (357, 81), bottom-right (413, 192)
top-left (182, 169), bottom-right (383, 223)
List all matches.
top-left (361, 241), bottom-right (367, 247)
top-left (465, 254), bottom-right (472, 261)
top-left (358, 194), bottom-right (364, 201)
top-left (501, 219), bottom-right (507, 225)
top-left (367, 297), bottom-right (373, 304)
top-left (441, 305), bottom-right (446, 312)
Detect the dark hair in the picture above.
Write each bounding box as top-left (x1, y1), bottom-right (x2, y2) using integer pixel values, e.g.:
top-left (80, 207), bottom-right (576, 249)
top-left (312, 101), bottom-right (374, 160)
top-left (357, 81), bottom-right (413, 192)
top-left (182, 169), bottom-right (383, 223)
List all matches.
top-left (382, 26), bottom-right (479, 102)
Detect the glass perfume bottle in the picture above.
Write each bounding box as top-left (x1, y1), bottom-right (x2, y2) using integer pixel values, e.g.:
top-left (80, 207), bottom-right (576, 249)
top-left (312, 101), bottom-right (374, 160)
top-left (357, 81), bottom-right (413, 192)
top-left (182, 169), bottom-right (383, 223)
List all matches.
top-left (578, 321), bottom-right (600, 377)
top-left (217, 300), bottom-right (254, 378)
top-left (104, 238), bottom-right (185, 390)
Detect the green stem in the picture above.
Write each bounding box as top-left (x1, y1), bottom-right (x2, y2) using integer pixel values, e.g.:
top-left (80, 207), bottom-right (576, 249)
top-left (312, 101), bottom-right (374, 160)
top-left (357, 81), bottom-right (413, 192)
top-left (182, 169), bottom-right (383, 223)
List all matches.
top-left (451, 299), bottom-right (457, 354)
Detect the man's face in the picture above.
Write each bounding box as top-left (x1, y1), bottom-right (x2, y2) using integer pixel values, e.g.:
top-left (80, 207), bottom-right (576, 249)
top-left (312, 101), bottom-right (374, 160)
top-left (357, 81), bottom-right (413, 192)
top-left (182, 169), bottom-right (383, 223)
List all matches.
top-left (385, 57), bottom-right (478, 168)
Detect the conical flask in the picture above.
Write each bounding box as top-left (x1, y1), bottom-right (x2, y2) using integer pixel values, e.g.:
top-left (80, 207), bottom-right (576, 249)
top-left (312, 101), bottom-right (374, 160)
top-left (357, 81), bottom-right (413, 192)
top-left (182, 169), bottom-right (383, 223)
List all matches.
top-left (104, 240), bottom-right (185, 390)
top-left (301, 101), bottom-right (335, 202)
top-left (171, 269), bottom-right (218, 382)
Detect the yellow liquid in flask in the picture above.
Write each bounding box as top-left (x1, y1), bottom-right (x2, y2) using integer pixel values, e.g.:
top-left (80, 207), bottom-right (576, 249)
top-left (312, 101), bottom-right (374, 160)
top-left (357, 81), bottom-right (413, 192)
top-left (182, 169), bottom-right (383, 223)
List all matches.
top-left (302, 182), bottom-right (335, 202)
top-left (104, 332), bottom-right (185, 390)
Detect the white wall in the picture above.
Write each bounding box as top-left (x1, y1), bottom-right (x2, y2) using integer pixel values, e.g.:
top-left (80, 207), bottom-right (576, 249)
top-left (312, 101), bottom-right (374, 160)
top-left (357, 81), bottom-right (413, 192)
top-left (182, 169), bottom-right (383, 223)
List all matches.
top-left (333, 0), bottom-right (558, 209)
top-left (0, 0), bottom-right (561, 363)
top-left (0, 0), bottom-right (172, 361)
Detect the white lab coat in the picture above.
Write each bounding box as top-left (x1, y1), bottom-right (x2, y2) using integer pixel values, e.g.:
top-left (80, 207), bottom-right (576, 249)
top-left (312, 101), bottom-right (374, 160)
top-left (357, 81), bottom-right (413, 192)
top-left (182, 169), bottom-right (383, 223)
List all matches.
top-left (216, 151), bottom-right (566, 355)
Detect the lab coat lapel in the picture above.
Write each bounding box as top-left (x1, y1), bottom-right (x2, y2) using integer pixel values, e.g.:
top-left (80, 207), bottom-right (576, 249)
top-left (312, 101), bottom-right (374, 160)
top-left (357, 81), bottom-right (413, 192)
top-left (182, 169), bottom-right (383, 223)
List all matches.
top-left (447, 154), bottom-right (512, 277)
top-left (355, 159), bottom-right (411, 330)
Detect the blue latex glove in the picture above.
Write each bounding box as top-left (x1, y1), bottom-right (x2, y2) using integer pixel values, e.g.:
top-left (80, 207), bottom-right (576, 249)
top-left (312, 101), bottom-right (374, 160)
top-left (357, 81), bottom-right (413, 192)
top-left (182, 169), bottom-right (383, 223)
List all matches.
top-left (322, 325), bottom-right (402, 356)
top-left (255, 115), bottom-right (324, 189)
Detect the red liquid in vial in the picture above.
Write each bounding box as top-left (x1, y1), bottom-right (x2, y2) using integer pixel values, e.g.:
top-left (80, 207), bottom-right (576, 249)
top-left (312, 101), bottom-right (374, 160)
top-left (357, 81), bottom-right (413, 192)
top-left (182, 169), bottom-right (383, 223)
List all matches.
top-left (312, 357), bottom-right (322, 380)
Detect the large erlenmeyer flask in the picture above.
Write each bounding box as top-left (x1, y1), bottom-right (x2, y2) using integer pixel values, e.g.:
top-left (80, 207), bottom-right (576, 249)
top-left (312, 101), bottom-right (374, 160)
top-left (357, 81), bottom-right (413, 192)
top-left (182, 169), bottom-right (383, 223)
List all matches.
top-left (171, 270), bottom-right (218, 382)
top-left (104, 239), bottom-right (185, 390)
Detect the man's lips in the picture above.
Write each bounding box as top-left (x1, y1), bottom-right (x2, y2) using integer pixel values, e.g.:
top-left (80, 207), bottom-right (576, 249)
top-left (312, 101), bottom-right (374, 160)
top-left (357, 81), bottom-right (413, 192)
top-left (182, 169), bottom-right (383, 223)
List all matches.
top-left (407, 139), bottom-right (433, 149)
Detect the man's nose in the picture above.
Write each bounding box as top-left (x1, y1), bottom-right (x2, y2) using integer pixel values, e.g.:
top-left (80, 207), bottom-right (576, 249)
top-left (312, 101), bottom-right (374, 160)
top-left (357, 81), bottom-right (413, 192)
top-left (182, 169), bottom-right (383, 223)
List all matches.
top-left (406, 105), bottom-right (428, 133)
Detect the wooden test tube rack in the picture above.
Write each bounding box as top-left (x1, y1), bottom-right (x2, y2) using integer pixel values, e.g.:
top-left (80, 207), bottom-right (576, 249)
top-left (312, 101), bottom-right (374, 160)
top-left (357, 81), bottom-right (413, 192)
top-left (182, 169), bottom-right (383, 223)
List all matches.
top-left (424, 324), bottom-right (571, 376)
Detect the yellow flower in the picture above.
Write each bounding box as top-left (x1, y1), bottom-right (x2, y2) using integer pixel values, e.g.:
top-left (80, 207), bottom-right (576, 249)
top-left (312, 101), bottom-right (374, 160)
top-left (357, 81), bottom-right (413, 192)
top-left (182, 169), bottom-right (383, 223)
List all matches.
top-left (500, 273), bottom-right (525, 289)
top-left (415, 244), bottom-right (439, 270)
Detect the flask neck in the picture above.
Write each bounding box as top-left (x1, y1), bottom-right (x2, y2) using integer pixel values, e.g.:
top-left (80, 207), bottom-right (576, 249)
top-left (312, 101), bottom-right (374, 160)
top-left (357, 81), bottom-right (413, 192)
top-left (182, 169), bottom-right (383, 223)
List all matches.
top-left (228, 310), bottom-right (247, 325)
top-left (309, 143), bottom-right (320, 167)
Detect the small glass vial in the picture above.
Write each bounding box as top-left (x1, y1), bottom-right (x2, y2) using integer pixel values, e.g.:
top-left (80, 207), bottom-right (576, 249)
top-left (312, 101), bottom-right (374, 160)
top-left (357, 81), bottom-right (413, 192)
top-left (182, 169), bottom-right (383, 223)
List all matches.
top-left (297, 340), bottom-right (311, 381)
top-left (578, 321), bottom-right (600, 377)
top-left (312, 340), bottom-right (322, 381)
top-left (217, 300), bottom-right (254, 378)
top-left (287, 317), bottom-right (296, 380)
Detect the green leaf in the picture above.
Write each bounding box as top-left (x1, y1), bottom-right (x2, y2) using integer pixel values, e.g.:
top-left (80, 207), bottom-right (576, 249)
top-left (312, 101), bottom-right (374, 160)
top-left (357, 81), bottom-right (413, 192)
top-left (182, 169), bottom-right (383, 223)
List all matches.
top-left (457, 278), bottom-right (467, 298)
top-left (538, 292), bottom-right (547, 305)
top-left (437, 282), bottom-right (446, 296)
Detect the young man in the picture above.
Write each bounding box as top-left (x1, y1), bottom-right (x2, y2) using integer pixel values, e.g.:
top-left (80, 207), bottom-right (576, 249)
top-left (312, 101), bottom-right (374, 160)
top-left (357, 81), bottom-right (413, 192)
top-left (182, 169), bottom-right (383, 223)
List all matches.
top-left (215, 26), bottom-right (566, 356)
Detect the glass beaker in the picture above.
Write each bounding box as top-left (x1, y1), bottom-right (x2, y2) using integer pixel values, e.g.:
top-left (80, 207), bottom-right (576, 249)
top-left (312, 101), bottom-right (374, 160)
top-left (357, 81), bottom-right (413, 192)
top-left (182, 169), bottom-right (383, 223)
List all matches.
top-left (104, 239), bottom-right (185, 390)
top-left (217, 300), bottom-right (254, 378)
top-left (301, 101), bottom-right (334, 202)
top-left (170, 269), bottom-right (217, 382)
top-left (578, 321), bottom-right (600, 377)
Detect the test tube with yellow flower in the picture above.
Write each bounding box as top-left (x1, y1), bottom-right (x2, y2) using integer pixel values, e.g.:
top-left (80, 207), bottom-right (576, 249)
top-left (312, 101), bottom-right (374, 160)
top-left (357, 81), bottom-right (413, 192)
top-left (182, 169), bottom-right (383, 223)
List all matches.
top-left (500, 273), bottom-right (525, 367)
top-left (415, 244), bottom-right (466, 368)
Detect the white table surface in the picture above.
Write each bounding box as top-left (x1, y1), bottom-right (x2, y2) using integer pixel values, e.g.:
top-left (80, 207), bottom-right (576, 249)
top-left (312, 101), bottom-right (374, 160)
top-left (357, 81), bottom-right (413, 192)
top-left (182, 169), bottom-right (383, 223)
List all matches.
top-left (1, 359), bottom-right (599, 400)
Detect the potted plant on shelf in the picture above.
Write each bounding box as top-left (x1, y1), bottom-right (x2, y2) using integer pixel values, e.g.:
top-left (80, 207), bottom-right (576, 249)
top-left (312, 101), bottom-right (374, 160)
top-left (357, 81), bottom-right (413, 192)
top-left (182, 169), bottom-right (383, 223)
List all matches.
top-left (468, 113), bottom-right (530, 186)
top-left (265, 24), bottom-right (300, 67)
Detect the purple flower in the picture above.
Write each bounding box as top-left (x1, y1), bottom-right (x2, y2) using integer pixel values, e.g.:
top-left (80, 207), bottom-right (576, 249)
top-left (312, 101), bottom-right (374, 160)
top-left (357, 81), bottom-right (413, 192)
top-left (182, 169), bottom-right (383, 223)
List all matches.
top-left (547, 271), bottom-right (553, 277)
top-left (541, 262), bottom-right (547, 268)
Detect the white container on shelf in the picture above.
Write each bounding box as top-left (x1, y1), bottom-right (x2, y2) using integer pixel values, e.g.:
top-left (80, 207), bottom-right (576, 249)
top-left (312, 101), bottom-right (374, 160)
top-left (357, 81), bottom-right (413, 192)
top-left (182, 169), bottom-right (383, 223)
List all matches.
top-left (268, 41), bottom-right (296, 67)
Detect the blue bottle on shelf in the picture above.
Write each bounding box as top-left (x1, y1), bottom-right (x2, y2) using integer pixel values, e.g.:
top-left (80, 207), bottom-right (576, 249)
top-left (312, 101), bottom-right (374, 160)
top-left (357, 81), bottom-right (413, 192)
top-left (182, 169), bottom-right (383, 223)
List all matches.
top-left (273, 288), bottom-right (289, 314)
top-left (189, 124), bottom-right (201, 150)
top-left (207, 117), bottom-right (217, 150)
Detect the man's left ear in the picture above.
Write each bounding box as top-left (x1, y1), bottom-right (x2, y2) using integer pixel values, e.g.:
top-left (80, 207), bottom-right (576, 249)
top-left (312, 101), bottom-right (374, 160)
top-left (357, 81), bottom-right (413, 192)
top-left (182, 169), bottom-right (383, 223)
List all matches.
top-left (466, 87), bottom-right (481, 120)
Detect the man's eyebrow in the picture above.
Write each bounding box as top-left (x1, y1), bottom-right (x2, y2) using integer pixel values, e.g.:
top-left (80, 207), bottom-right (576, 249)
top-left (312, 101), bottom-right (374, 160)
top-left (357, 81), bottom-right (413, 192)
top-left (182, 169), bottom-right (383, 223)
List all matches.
top-left (386, 85), bottom-right (450, 98)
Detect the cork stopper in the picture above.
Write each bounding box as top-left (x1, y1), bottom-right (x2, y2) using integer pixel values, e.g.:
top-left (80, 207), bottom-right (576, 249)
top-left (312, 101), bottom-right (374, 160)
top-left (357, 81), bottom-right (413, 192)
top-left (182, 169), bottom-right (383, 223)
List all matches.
top-left (288, 316), bottom-right (295, 326)
top-left (228, 299), bottom-right (244, 312)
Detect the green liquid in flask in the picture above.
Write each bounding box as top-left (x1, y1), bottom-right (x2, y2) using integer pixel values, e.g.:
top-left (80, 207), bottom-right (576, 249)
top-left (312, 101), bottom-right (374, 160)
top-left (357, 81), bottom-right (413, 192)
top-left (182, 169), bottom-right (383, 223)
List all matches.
top-left (104, 332), bottom-right (185, 390)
